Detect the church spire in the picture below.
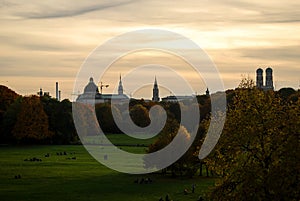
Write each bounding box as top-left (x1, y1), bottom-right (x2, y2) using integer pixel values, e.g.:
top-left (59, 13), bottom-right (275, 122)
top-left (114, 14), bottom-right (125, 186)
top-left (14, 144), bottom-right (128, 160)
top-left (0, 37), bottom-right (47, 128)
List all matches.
top-left (118, 74), bottom-right (123, 95)
top-left (152, 76), bottom-right (160, 102)
top-left (206, 88), bottom-right (210, 96)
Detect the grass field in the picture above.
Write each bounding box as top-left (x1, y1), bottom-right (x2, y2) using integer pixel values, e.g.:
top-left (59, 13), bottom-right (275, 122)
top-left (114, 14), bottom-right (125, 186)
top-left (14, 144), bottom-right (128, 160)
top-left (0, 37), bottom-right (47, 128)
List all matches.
top-left (84, 133), bottom-right (158, 147)
top-left (0, 143), bottom-right (215, 201)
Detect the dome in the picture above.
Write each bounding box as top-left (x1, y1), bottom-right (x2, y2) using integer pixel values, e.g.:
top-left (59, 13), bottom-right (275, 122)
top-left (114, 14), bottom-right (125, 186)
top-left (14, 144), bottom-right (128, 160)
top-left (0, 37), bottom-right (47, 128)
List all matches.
top-left (266, 67), bottom-right (273, 73)
top-left (84, 77), bottom-right (99, 93)
top-left (256, 68), bottom-right (263, 73)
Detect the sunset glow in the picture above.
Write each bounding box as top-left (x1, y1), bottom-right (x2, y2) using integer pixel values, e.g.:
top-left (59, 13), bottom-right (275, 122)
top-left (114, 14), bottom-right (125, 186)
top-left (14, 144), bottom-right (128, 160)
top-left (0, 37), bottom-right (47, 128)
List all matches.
top-left (1, 0), bottom-right (299, 99)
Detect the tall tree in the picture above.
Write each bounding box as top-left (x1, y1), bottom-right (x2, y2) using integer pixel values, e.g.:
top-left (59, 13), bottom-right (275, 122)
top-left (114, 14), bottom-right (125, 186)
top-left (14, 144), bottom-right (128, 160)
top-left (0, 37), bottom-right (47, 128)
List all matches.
top-left (0, 85), bottom-right (20, 143)
top-left (95, 103), bottom-right (122, 134)
top-left (206, 79), bottom-right (300, 200)
top-left (0, 85), bottom-right (19, 112)
top-left (12, 96), bottom-right (53, 143)
top-left (144, 119), bottom-right (198, 177)
top-left (129, 104), bottom-right (150, 128)
top-left (41, 97), bottom-right (77, 144)
top-left (0, 97), bottom-right (22, 143)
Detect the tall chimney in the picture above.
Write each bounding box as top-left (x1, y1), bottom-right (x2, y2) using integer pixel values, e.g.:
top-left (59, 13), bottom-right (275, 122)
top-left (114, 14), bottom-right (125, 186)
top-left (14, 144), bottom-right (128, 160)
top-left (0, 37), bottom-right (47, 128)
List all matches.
top-left (56, 82), bottom-right (59, 101)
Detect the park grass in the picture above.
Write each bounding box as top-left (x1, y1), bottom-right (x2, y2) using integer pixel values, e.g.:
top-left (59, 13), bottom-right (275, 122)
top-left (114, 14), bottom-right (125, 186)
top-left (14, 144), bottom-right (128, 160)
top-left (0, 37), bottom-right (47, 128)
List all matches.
top-left (0, 145), bottom-right (215, 201)
top-left (85, 133), bottom-right (158, 147)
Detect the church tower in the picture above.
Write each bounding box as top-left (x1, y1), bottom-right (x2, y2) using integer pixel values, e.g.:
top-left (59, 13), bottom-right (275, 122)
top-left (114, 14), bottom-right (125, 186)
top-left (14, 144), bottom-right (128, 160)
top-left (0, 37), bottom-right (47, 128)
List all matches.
top-left (118, 74), bottom-right (124, 95)
top-left (206, 88), bottom-right (210, 96)
top-left (265, 67), bottom-right (274, 90)
top-left (256, 68), bottom-right (263, 89)
top-left (152, 76), bottom-right (160, 102)
top-left (256, 67), bottom-right (274, 91)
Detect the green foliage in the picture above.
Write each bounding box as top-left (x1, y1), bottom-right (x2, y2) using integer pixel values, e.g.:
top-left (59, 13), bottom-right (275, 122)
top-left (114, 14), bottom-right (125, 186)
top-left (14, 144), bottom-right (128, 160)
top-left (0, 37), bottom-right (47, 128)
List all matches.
top-left (41, 97), bottom-right (77, 144)
top-left (0, 97), bottom-right (23, 143)
top-left (95, 103), bottom-right (122, 134)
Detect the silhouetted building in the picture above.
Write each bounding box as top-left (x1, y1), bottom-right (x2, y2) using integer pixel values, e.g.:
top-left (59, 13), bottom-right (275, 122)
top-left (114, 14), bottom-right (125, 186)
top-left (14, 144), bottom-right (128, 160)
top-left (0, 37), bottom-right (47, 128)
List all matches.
top-left (152, 76), bottom-right (160, 102)
top-left (256, 68), bottom-right (264, 89)
top-left (56, 82), bottom-right (60, 101)
top-left (76, 77), bottom-right (129, 104)
top-left (206, 88), bottom-right (210, 96)
top-left (118, 74), bottom-right (124, 95)
top-left (265, 67), bottom-right (274, 90)
top-left (37, 88), bottom-right (50, 97)
top-left (256, 67), bottom-right (274, 91)
top-left (161, 95), bottom-right (194, 102)
top-left (58, 90), bottom-right (61, 101)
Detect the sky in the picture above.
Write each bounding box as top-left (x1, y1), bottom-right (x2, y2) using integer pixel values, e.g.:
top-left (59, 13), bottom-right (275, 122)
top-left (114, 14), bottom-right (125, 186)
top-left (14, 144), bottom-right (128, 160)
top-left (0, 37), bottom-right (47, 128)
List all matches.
top-left (1, 0), bottom-right (299, 100)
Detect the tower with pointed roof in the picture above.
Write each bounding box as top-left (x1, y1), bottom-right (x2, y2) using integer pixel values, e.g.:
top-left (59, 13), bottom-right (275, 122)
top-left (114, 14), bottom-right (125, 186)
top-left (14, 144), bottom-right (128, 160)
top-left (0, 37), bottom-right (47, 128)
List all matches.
top-left (152, 76), bottom-right (160, 102)
top-left (206, 88), bottom-right (210, 96)
top-left (118, 74), bottom-right (124, 95)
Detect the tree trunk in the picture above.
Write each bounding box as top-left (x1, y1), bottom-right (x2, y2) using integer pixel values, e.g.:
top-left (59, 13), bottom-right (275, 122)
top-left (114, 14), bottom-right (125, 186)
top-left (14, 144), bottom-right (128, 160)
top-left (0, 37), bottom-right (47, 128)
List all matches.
top-left (199, 162), bottom-right (203, 176)
top-left (206, 165), bottom-right (209, 177)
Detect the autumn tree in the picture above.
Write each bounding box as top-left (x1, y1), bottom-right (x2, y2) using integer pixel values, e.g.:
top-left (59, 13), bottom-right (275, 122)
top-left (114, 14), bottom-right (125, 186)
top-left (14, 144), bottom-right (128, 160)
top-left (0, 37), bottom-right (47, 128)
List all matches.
top-left (0, 86), bottom-right (20, 143)
top-left (144, 118), bottom-right (199, 177)
top-left (129, 104), bottom-right (150, 127)
top-left (206, 79), bottom-right (300, 200)
top-left (0, 85), bottom-right (19, 112)
top-left (12, 96), bottom-right (53, 144)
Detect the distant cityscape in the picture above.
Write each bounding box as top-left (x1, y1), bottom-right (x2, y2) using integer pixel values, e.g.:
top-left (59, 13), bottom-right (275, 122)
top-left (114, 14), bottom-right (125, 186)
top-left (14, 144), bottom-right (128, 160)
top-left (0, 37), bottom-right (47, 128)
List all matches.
top-left (36, 67), bottom-right (278, 103)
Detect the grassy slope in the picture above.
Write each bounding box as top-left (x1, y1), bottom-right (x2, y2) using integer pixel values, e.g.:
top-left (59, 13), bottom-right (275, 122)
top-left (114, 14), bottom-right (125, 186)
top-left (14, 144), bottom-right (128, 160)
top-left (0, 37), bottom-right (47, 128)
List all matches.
top-left (84, 133), bottom-right (158, 146)
top-left (0, 144), bottom-right (214, 201)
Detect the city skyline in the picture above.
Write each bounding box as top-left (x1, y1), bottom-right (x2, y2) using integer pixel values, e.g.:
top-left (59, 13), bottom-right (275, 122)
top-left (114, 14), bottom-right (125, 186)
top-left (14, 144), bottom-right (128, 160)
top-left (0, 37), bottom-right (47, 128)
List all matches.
top-left (1, 0), bottom-right (300, 100)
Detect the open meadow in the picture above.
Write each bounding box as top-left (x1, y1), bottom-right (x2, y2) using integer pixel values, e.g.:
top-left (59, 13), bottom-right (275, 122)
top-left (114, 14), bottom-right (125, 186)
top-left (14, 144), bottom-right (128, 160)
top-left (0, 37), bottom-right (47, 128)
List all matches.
top-left (0, 134), bottom-right (215, 201)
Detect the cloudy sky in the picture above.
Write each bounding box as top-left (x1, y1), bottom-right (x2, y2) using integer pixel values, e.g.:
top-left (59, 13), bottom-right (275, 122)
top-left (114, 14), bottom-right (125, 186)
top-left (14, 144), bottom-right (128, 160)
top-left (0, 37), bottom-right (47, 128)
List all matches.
top-left (1, 0), bottom-right (299, 100)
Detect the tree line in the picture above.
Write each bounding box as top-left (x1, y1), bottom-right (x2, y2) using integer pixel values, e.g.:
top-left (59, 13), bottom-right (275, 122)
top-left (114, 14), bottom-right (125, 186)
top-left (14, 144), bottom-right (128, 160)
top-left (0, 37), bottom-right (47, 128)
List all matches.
top-left (0, 85), bottom-right (211, 144)
top-left (0, 86), bottom-right (78, 144)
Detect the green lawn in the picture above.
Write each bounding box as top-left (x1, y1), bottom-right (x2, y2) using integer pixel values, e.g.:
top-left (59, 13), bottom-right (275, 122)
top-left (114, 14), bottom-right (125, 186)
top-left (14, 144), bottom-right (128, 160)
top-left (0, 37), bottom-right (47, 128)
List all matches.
top-left (84, 133), bottom-right (158, 146)
top-left (0, 145), bottom-right (215, 201)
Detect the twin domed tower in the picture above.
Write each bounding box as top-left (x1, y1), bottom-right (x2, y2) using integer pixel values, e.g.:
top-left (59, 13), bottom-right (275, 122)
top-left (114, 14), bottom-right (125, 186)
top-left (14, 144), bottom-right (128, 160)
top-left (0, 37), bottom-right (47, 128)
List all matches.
top-left (256, 67), bottom-right (274, 91)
